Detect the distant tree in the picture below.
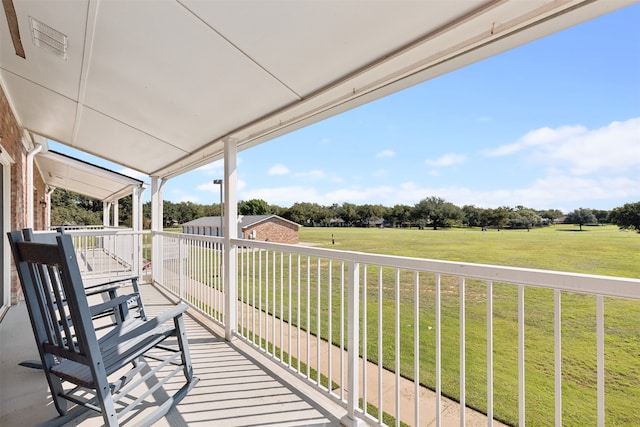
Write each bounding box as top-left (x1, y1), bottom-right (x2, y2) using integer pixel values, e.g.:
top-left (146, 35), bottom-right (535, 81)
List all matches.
top-left (413, 196), bottom-right (462, 230)
top-left (388, 204), bottom-right (413, 228)
top-left (239, 199), bottom-right (271, 215)
top-left (269, 204), bottom-right (285, 216)
top-left (51, 189), bottom-right (102, 226)
top-left (462, 205), bottom-right (483, 227)
top-left (539, 209), bottom-right (564, 224)
top-left (282, 202), bottom-right (329, 226)
top-left (509, 207), bottom-right (542, 230)
top-left (609, 202), bottom-right (640, 232)
top-left (338, 202), bottom-right (358, 227)
top-left (356, 204), bottom-right (387, 227)
top-left (565, 208), bottom-right (597, 231)
top-left (486, 207), bottom-right (510, 229)
top-left (592, 209), bottom-right (610, 224)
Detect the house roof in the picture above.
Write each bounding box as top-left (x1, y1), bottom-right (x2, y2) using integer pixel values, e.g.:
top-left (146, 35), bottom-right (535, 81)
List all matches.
top-left (181, 215), bottom-right (299, 230)
top-left (35, 149), bottom-right (144, 202)
top-left (1, 0), bottom-right (633, 183)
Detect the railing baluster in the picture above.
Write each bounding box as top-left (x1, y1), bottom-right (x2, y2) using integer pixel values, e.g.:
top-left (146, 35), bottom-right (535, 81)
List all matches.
top-left (288, 252), bottom-right (292, 367)
top-left (519, 285), bottom-right (525, 427)
top-left (317, 257), bottom-right (321, 385)
top-left (378, 266), bottom-right (383, 419)
top-left (487, 280), bottom-right (494, 426)
top-left (415, 271), bottom-right (421, 427)
top-left (395, 268), bottom-right (401, 426)
top-left (597, 295), bottom-right (605, 427)
top-left (328, 259), bottom-right (333, 395)
top-left (554, 289), bottom-right (562, 427)
top-left (460, 277), bottom-right (466, 427)
top-left (307, 255), bottom-right (311, 379)
top-left (345, 260), bottom-right (360, 424)
top-left (362, 264), bottom-right (368, 416)
top-left (297, 254), bottom-right (301, 373)
top-left (435, 273), bottom-right (441, 427)
top-left (273, 250), bottom-right (276, 358)
top-left (340, 260), bottom-right (345, 402)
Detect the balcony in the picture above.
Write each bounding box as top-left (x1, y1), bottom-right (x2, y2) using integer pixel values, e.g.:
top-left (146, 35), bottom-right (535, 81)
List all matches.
top-left (1, 228), bottom-right (639, 426)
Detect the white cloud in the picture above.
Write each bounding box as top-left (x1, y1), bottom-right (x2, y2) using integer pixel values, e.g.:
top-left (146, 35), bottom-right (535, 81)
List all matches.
top-left (425, 153), bottom-right (467, 167)
top-left (543, 118), bottom-right (640, 175)
top-left (483, 118), bottom-right (640, 176)
top-left (484, 125), bottom-right (587, 157)
top-left (376, 149), bottom-right (395, 158)
top-left (268, 164), bottom-right (290, 175)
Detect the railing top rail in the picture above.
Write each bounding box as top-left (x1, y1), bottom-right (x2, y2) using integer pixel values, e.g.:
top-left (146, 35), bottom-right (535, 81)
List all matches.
top-left (152, 231), bottom-right (640, 300)
top-left (58, 228), bottom-right (150, 237)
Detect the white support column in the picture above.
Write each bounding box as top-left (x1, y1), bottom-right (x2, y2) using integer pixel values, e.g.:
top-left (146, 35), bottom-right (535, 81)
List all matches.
top-left (45, 186), bottom-right (54, 230)
top-left (151, 177), bottom-right (165, 284)
top-left (113, 200), bottom-right (119, 227)
top-left (223, 139), bottom-right (238, 341)
top-left (103, 202), bottom-right (111, 227)
top-left (131, 184), bottom-right (143, 275)
top-left (131, 185), bottom-right (142, 232)
top-left (26, 143), bottom-right (42, 229)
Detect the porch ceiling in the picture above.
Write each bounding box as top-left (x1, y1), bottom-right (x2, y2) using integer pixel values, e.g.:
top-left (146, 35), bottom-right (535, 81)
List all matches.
top-left (1, 0), bottom-right (634, 180)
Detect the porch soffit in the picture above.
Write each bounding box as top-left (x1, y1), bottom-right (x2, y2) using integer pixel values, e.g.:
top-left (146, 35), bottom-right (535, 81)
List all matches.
top-left (35, 150), bottom-right (143, 202)
top-left (1, 1), bottom-right (635, 180)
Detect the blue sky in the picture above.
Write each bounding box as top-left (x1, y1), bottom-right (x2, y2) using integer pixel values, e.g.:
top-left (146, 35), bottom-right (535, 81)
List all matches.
top-left (51, 4), bottom-right (640, 214)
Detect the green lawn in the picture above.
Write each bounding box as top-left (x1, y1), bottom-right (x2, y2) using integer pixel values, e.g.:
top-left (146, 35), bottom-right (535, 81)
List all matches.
top-left (301, 224), bottom-right (640, 278)
top-left (295, 224), bottom-right (640, 426)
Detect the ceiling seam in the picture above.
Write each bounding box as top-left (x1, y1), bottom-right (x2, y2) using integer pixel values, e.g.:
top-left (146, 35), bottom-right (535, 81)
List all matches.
top-left (71, 0), bottom-right (100, 146)
top-left (176, 0), bottom-right (304, 101)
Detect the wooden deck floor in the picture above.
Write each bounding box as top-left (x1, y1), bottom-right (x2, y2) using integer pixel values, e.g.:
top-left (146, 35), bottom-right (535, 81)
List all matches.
top-left (0, 283), bottom-right (345, 427)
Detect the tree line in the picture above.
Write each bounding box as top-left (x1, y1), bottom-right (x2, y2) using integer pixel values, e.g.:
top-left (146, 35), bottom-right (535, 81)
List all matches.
top-left (51, 190), bottom-right (640, 232)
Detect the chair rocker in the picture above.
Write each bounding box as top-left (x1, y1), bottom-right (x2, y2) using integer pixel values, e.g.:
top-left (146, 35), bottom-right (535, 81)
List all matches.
top-left (8, 230), bottom-right (199, 426)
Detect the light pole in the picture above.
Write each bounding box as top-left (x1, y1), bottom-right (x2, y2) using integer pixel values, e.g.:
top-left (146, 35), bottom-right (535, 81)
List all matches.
top-left (213, 179), bottom-right (223, 236)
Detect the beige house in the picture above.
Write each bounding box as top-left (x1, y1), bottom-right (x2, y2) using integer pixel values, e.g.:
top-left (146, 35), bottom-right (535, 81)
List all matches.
top-left (182, 215), bottom-right (299, 244)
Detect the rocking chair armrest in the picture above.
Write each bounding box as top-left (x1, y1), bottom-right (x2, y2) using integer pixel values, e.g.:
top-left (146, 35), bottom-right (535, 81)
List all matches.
top-left (117, 303), bottom-right (189, 341)
top-left (84, 276), bottom-right (140, 296)
top-left (154, 302), bottom-right (189, 325)
top-left (89, 293), bottom-right (139, 318)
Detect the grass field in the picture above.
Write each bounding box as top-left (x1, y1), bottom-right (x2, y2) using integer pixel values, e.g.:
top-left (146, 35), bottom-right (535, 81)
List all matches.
top-left (295, 224), bottom-right (640, 426)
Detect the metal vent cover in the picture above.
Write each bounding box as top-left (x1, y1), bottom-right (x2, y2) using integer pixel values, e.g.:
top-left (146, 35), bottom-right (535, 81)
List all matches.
top-left (29, 17), bottom-right (67, 60)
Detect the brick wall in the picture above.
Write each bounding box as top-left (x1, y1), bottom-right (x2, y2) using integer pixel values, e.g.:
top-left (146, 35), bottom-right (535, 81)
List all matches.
top-left (243, 217), bottom-right (299, 244)
top-left (1, 84), bottom-right (47, 303)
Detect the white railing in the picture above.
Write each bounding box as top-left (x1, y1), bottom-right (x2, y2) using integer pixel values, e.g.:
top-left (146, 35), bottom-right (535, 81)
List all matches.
top-left (62, 228), bottom-right (150, 285)
top-left (150, 231), bottom-right (640, 427)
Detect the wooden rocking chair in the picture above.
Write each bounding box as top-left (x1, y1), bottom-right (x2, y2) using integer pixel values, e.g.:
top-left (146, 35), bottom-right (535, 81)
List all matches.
top-left (8, 229), bottom-right (199, 426)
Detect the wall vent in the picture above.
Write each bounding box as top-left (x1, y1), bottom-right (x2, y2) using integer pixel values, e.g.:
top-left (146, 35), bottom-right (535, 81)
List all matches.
top-left (29, 17), bottom-right (67, 60)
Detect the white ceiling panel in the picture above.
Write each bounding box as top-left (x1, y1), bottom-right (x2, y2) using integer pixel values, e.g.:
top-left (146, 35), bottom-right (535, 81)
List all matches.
top-left (1, 0), bottom-right (636, 183)
top-left (84, 0), bottom-right (298, 152)
top-left (74, 107), bottom-right (189, 174)
top-left (0, 71), bottom-right (77, 142)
